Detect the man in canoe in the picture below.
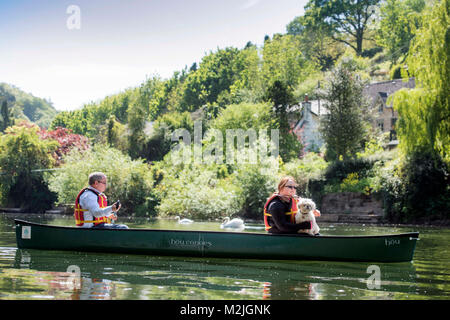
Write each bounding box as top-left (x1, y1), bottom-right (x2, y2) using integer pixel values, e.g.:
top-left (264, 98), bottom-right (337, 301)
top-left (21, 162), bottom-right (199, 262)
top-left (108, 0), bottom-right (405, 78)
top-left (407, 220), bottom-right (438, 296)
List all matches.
top-left (74, 172), bottom-right (128, 229)
top-left (264, 176), bottom-right (313, 234)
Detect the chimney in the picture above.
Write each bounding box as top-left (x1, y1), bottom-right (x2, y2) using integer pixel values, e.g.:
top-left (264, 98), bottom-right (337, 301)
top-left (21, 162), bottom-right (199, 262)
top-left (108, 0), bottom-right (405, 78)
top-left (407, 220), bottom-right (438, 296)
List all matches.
top-left (302, 94), bottom-right (311, 120)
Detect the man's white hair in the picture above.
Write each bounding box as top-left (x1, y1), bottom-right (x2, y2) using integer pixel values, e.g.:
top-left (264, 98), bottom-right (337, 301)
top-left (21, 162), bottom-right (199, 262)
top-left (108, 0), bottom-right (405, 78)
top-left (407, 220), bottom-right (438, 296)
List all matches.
top-left (88, 172), bottom-right (106, 185)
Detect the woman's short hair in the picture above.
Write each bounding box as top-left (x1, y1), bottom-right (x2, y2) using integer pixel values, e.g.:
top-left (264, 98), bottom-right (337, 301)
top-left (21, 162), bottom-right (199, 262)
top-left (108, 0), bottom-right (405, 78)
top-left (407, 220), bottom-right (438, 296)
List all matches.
top-left (277, 176), bottom-right (297, 193)
top-left (88, 172), bottom-right (106, 185)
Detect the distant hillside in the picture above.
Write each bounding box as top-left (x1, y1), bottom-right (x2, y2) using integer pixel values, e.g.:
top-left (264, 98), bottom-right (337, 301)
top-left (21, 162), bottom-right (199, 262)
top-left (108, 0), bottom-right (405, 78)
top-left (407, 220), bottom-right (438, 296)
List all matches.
top-left (0, 83), bottom-right (59, 128)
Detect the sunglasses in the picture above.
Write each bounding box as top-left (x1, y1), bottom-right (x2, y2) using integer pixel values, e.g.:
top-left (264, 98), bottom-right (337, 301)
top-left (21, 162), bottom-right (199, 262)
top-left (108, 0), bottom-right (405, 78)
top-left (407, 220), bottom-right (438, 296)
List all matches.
top-left (97, 181), bottom-right (107, 185)
top-left (285, 185), bottom-right (296, 189)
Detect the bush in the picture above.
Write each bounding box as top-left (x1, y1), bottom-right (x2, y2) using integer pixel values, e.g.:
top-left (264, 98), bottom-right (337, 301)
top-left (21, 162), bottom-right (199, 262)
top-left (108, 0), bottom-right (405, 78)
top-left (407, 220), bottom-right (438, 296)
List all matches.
top-left (339, 173), bottom-right (372, 194)
top-left (156, 160), bottom-right (243, 220)
top-left (401, 151), bottom-right (449, 220)
top-left (155, 134), bottom-right (281, 220)
top-left (318, 151), bottom-right (395, 200)
top-left (379, 150), bottom-right (449, 222)
top-left (325, 158), bottom-right (374, 183)
top-left (0, 124), bottom-right (58, 212)
top-left (282, 152), bottom-right (328, 199)
top-left (47, 145), bottom-right (158, 216)
top-left (232, 161), bottom-right (279, 220)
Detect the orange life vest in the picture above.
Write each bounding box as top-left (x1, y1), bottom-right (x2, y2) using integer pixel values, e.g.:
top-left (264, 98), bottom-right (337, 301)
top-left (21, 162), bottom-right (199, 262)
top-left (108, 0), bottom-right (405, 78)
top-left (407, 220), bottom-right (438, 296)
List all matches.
top-left (74, 188), bottom-right (111, 227)
top-left (263, 193), bottom-right (298, 231)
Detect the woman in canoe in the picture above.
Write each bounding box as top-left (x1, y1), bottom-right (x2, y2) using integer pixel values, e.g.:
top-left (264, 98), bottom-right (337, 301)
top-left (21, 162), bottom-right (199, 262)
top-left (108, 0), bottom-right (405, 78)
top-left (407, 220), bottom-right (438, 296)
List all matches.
top-left (263, 176), bottom-right (312, 234)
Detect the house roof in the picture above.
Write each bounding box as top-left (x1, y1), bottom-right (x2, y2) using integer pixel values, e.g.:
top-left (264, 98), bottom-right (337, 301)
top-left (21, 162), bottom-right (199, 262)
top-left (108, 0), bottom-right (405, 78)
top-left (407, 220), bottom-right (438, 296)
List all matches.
top-left (289, 100), bottom-right (328, 116)
top-left (363, 78), bottom-right (415, 108)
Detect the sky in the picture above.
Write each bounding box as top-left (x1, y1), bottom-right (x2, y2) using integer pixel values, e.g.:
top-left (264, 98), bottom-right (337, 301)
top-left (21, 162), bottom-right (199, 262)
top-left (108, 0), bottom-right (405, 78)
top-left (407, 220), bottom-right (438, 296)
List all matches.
top-left (0, 0), bottom-right (307, 111)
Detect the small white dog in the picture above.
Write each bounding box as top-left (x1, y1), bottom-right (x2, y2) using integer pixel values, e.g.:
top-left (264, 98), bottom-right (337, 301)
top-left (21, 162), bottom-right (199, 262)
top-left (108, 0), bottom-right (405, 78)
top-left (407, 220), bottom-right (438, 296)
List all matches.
top-left (295, 198), bottom-right (321, 235)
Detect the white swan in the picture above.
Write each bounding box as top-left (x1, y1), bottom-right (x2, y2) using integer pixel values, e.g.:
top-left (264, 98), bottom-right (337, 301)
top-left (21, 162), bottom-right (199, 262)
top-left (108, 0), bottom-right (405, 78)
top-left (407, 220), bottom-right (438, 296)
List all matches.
top-left (175, 216), bottom-right (194, 224)
top-left (220, 217), bottom-right (245, 229)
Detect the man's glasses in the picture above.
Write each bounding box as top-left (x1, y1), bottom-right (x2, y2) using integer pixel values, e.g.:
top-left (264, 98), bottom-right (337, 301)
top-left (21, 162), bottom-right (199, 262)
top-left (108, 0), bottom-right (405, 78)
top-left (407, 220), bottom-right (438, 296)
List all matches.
top-left (98, 181), bottom-right (107, 185)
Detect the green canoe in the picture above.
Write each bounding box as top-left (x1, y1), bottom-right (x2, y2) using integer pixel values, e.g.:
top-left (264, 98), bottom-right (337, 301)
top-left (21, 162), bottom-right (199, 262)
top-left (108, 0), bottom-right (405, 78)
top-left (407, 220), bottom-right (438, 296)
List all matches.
top-left (14, 219), bottom-right (419, 262)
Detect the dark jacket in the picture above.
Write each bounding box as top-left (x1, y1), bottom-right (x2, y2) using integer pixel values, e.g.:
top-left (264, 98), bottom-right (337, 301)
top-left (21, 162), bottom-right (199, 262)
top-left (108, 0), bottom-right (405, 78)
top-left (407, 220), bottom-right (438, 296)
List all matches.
top-left (266, 197), bottom-right (311, 234)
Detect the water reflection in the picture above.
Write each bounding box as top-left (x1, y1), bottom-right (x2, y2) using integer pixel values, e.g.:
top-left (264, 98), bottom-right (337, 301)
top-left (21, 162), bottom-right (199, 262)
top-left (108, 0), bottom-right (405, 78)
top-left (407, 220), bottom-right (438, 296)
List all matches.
top-left (0, 214), bottom-right (449, 300)
top-left (5, 247), bottom-right (422, 300)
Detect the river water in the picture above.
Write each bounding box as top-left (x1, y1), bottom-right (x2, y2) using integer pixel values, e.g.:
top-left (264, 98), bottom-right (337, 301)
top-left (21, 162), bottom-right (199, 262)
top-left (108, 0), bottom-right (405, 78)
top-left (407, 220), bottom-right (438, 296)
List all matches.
top-left (0, 213), bottom-right (448, 300)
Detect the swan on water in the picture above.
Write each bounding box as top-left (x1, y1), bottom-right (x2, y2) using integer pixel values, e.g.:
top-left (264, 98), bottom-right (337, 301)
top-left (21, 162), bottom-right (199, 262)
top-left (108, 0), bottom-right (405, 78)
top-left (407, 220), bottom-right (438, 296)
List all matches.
top-left (220, 217), bottom-right (245, 229)
top-left (175, 216), bottom-right (194, 224)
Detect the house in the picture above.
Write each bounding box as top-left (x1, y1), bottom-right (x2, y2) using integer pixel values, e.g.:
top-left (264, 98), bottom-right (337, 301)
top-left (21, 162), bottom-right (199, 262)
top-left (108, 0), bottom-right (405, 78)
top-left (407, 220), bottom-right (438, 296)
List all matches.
top-left (289, 95), bottom-right (327, 153)
top-left (287, 78), bottom-right (415, 154)
top-left (363, 78), bottom-right (415, 143)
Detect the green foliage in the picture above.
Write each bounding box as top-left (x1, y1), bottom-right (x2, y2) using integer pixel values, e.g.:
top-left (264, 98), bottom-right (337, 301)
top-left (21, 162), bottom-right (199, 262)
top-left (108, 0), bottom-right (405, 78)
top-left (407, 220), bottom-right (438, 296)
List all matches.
top-left (302, 0), bottom-right (381, 55)
top-left (155, 154), bottom-right (243, 220)
top-left (0, 124), bottom-right (58, 211)
top-left (380, 150), bottom-right (450, 222)
top-left (262, 34), bottom-right (315, 88)
top-left (228, 46), bottom-right (264, 102)
top-left (144, 111), bottom-right (195, 162)
top-left (0, 83), bottom-right (58, 128)
top-left (376, 0), bottom-right (425, 66)
top-left (211, 102), bottom-right (275, 135)
top-left (264, 80), bottom-right (303, 162)
top-left (127, 89), bottom-right (148, 159)
top-left (392, 0), bottom-right (450, 161)
top-left (178, 47), bottom-right (249, 112)
top-left (293, 73), bottom-right (324, 101)
top-left (47, 145), bottom-right (158, 216)
top-left (0, 100), bottom-right (13, 133)
top-left (282, 152), bottom-right (328, 198)
top-left (232, 163), bottom-right (278, 220)
top-left (155, 123), bottom-right (281, 220)
top-left (356, 132), bottom-right (389, 158)
top-left (325, 157), bottom-right (375, 182)
top-left (319, 57), bottom-right (371, 160)
top-left (338, 173), bottom-right (372, 194)
top-left (104, 115), bottom-right (128, 151)
top-left (287, 15), bottom-right (345, 71)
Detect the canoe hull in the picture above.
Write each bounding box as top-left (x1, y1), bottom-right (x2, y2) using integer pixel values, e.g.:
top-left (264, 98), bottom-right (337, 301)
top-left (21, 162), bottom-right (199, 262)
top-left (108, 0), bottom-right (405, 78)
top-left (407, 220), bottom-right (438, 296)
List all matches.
top-left (14, 220), bottom-right (419, 262)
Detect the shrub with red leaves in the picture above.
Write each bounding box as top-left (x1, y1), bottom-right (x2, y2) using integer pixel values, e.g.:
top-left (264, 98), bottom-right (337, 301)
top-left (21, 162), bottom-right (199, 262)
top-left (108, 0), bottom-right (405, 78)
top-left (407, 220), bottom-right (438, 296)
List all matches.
top-left (38, 127), bottom-right (90, 165)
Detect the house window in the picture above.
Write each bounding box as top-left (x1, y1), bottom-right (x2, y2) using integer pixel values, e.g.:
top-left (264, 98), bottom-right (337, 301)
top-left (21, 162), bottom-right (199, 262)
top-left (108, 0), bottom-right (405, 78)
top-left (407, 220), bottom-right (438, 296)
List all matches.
top-left (391, 118), bottom-right (397, 127)
top-left (378, 92), bottom-right (388, 113)
top-left (377, 120), bottom-right (384, 131)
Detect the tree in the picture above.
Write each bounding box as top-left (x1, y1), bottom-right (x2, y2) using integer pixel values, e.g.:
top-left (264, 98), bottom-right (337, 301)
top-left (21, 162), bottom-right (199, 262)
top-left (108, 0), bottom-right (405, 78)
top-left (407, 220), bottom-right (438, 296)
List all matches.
top-left (0, 100), bottom-right (13, 132)
top-left (0, 123), bottom-right (58, 211)
top-left (287, 15), bottom-right (345, 71)
top-left (319, 58), bottom-right (370, 160)
top-left (261, 34), bottom-right (314, 89)
top-left (179, 47), bottom-right (248, 112)
top-left (392, 0), bottom-right (450, 161)
top-left (376, 0), bottom-right (425, 66)
top-left (302, 0), bottom-right (381, 56)
top-left (265, 80), bottom-right (303, 161)
top-left (127, 90), bottom-right (148, 160)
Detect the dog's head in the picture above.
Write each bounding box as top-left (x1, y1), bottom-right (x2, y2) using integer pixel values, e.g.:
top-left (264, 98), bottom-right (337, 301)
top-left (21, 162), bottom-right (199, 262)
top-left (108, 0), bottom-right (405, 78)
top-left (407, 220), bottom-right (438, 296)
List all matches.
top-left (298, 198), bottom-right (316, 214)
